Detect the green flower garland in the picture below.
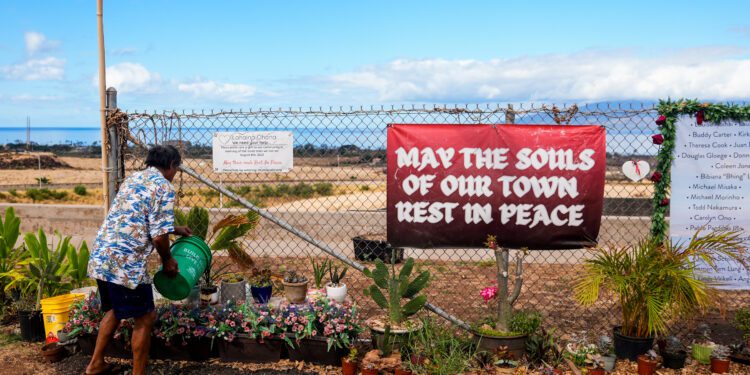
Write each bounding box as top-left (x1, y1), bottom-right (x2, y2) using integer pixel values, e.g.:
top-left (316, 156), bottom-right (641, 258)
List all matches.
top-left (651, 99), bottom-right (750, 243)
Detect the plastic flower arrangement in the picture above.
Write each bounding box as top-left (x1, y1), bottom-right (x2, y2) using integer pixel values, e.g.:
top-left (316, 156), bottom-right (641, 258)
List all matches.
top-left (63, 295), bottom-right (104, 337)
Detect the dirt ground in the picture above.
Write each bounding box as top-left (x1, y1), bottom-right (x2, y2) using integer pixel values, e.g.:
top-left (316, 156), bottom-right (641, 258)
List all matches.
top-left (1, 338), bottom-right (749, 375)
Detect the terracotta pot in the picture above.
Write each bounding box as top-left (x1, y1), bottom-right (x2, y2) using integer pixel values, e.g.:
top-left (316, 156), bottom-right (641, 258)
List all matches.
top-left (710, 357), bottom-right (731, 374)
top-left (394, 367), bottom-right (412, 375)
top-left (636, 355), bottom-right (657, 375)
top-left (360, 367), bottom-right (378, 375)
top-left (283, 281), bottom-right (308, 304)
top-left (40, 342), bottom-right (66, 363)
top-left (341, 358), bottom-right (357, 375)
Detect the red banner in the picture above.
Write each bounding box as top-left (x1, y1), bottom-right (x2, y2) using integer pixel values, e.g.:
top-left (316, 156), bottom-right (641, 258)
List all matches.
top-left (386, 124), bottom-right (606, 249)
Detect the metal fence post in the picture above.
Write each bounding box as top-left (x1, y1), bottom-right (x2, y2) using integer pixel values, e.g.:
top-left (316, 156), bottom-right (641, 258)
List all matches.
top-left (106, 87), bottom-right (119, 208)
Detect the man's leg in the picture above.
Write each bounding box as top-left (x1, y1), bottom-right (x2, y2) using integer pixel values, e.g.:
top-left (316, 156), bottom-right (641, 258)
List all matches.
top-left (85, 309), bottom-right (118, 374)
top-left (131, 310), bottom-right (156, 375)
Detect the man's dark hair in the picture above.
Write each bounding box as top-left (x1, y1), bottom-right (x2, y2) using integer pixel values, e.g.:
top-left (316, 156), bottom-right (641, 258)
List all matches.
top-left (145, 145), bottom-right (182, 169)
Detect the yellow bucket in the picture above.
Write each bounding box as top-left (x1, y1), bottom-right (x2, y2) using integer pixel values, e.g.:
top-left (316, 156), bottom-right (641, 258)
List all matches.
top-left (41, 293), bottom-right (85, 340)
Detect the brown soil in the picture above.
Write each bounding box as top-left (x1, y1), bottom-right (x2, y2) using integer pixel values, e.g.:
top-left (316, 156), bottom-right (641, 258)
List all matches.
top-left (0, 153), bottom-right (71, 169)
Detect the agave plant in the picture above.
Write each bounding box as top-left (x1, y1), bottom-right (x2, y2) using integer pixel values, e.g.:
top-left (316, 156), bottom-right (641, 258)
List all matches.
top-left (575, 228), bottom-right (748, 338)
top-left (363, 257), bottom-right (430, 325)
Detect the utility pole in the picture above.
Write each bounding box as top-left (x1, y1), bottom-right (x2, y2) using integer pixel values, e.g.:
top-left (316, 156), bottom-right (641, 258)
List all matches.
top-left (97, 0), bottom-right (110, 211)
top-left (26, 116), bottom-right (31, 152)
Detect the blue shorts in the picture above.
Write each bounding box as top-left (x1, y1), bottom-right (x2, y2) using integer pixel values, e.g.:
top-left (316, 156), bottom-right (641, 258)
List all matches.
top-left (96, 279), bottom-right (155, 320)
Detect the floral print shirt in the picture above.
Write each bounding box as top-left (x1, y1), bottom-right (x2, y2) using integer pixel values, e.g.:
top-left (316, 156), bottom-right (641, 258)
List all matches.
top-left (88, 167), bottom-right (175, 289)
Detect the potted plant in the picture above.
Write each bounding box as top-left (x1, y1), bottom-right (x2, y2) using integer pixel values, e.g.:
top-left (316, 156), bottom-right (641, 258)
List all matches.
top-left (152, 304), bottom-right (196, 361)
top-left (660, 335), bottom-right (687, 369)
top-left (360, 363), bottom-right (378, 375)
top-left (575, 228), bottom-right (747, 360)
top-left (214, 303), bottom-right (288, 363)
top-left (362, 256), bottom-right (430, 351)
top-left (283, 271), bottom-right (308, 304)
top-left (5, 229), bottom-right (72, 342)
top-left (692, 324), bottom-right (715, 365)
top-left (285, 298), bottom-right (363, 365)
top-left (710, 344), bottom-right (731, 373)
top-left (597, 335), bottom-right (617, 371)
top-left (342, 347), bottom-right (358, 375)
top-left (564, 334), bottom-right (597, 369)
top-left (587, 357), bottom-right (606, 375)
top-left (326, 264), bottom-right (348, 303)
top-left (220, 272), bottom-right (247, 305)
top-left (526, 328), bottom-right (564, 373)
top-left (471, 236), bottom-right (535, 360)
top-left (249, 268), bottom-right (273, 304)
top-left (0, 208), bottom-right (27, 301)
top-left (310, 257), bottom-right (330, 298)
top-left (636, 350), bottom-right (658, 375)
top-left (175, 208), bottom-right (260, 304)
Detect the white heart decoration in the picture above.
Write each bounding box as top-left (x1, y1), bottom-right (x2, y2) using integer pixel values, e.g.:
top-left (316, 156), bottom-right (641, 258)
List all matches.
top-left (622, 160), bottom-right (650, 182)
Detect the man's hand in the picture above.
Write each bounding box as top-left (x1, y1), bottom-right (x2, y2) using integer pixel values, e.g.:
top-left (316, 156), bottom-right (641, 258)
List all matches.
top-left (173, 226), bottom-right (193, 237)
top-left (162, 257), bottom-right (179, 278)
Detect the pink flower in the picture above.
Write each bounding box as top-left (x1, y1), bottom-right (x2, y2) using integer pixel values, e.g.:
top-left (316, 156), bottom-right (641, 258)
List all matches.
top-left (480, 287), bottom-right (498, 302)
top-left (229, 321), bottom-right (236, 327)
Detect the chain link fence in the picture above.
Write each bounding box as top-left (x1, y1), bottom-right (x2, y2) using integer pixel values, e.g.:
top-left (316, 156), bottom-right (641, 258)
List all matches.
top-left (121, 103), bottom-right (747, 338)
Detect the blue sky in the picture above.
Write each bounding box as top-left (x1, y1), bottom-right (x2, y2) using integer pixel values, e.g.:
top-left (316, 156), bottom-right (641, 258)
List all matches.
top-left (1, 0), bottom-right (750, 126)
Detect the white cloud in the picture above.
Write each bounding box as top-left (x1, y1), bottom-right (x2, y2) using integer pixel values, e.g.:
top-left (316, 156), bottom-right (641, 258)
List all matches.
top-left (177, 80), bottom-right (256, 103)
top-left (0, 57), bottom-right (65, 80)
top-left (24, 31), bottom-right (59, 56)
top-left (99, 62), bottom-right (162, 93)
top-left (327, 50), bottom-right (750, 102)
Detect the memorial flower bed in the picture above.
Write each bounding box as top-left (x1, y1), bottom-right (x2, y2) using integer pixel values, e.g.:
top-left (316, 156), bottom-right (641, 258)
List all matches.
top-left (62, 295), bottom-right (363, 365)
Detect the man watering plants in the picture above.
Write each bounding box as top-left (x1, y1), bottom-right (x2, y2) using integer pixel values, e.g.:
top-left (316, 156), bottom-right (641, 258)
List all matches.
top-left (86, 145), bottom-right (192, 375)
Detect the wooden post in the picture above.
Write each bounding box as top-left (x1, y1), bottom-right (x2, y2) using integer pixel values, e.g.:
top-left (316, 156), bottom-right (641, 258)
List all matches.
top-left (97, 0), bottom-right (110, 211)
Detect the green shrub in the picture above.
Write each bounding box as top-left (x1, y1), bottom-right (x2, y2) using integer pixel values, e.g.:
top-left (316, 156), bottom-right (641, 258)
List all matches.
top-left (8, 189), bottom-right (18, 197)
top-left (735, 307), bottom-right (750, 340)
top-left (73, 185), bottom-right (87, 196)
top-left (508, 311), bottom-right (543, 335)
top-left (290, 183), bottom-right (314, 198)
top-left (360, 185), bottom-right (370, 191)
top-left (200, 189), bottom-right (219, 198)
top-left (313, 182), bottom-right (334, 196)
top-left (26, 188), bottom-right (67, 201)
top-left (276, 184), bottom-right (291, 196)
top-left (257, 184), bottom-right (278, 198)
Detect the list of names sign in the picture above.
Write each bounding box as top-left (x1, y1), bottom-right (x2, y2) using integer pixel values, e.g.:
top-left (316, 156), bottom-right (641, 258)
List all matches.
top-left (671, 115), bottom-right (750, 290)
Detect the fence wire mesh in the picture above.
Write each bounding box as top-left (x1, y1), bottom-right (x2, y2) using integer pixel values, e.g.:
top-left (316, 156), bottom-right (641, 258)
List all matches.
top-left (122, 103), bottom-right (748, 338)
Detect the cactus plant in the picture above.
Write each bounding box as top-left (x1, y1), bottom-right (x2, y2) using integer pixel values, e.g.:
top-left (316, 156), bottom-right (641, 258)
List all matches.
top-left (363, 257), bottom-right (430, 325)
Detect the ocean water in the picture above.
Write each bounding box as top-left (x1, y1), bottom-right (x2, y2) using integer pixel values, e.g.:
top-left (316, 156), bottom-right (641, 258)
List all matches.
top-left (0, 126), bottom-right (657, 155)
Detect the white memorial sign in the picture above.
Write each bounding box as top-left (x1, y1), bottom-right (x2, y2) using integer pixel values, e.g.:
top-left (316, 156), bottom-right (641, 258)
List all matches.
top-left (671, 115), bottom-right (750, 289)
top-left (213, 131), bottom-right (293, 172)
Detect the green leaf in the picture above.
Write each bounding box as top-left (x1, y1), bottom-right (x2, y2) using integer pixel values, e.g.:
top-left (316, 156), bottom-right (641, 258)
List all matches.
top-left (371, 260), bottom-right (389, 289)
top-left (401, 295), bottom-right (427, 318)
top-left (398, 257), bottom-right (414, 281)
top-left (368, 285), bottom-right (388, 309)
top-left (403, 271), bottom-right (430, 299)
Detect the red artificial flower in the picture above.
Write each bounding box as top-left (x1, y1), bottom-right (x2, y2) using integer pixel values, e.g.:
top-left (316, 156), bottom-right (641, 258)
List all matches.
top-left (660, 198), bottom-right (670, 206)
top-left (650, 171), bottom-right (662, 182)
top-left (652, 134), bottom-right (664, 145)
top-left (696, 110), bottom-right (704, 125)
top-left (655, 115), bottom-right (667, 126)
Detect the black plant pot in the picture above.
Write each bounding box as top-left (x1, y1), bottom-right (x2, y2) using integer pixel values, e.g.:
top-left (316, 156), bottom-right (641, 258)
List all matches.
top-left (18, 310), bottom-right (45, 342)
top-left (353, 236), bottom-right (403, 264)
top-left (219, 335), bottom-right (283, 363)
top-left (472, 331), bottom-right (528, 361)
top-left (287, 336), bottom-right (348, 366)
top-left (662, 350), bottom-right (687, 369)
top-left (613, 326), bottom-right (654, 361)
